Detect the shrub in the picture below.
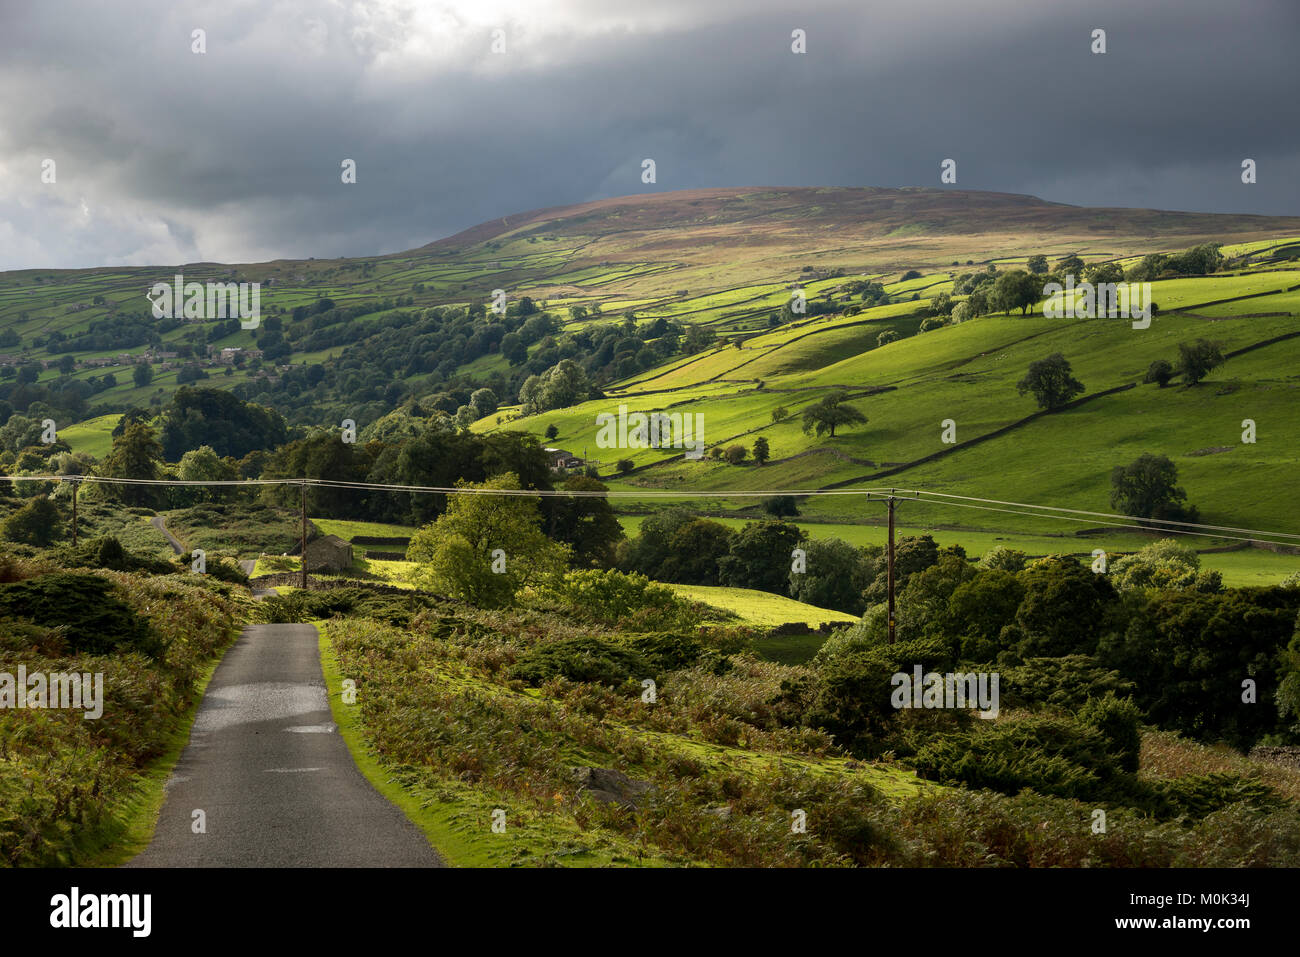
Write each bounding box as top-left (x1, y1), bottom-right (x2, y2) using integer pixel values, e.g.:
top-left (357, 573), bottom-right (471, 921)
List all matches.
top-left (615, 458), bottom-right (634, 474)
top-left (1149, 773), bottom-right (1283, 820)
top-left (0, 572), bottom-right (160, 657)
top-left (508, 635), bottom-right (650, 688)
top-left (533, 569), bottom-right (698, 629)
top-left (807, 636), bottom-right (955, 754)
top-left (761, 495), bottom-right (799, 518)
top-left (1144, 359), bottom-right (1174, 387)
top-left (1000, 655), bottom-right (1134, 712)
top-left (978, 545), bottom-right (1026, 573)
top-left (1078, 692), bottom-right (1144, 773)
top-left (912, 714), bottom-right (1121, 800)
top-left (3, 497), bottom-right (61, 546)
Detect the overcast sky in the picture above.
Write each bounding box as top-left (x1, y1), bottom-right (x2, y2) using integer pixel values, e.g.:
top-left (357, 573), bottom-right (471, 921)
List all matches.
top-left (1, 0), bottom-right (1297, 270)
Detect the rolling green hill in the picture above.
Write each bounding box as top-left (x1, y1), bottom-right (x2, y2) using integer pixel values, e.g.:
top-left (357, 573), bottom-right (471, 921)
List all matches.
top-left (3, 187), bottom-right (1299, 580)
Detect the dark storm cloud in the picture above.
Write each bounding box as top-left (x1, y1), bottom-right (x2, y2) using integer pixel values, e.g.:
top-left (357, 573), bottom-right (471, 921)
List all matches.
top-left (0, 0), bottom-right (1296, 269)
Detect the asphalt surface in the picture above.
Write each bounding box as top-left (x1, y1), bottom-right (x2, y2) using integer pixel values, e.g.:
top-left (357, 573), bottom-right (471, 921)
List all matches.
top-left (128, 623), bottom-right (443, 867)
top-left (151, 515), bottom-right (184, 554)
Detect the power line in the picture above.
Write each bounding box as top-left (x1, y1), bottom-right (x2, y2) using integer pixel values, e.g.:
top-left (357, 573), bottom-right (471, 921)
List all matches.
top-left (4, 473), bottom-right (1297, 550)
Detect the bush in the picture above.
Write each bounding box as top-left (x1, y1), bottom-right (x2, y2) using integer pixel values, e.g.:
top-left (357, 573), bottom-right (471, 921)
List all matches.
top-left (807, 636), bottom-right (955, 754)
top-left (626, 631), bottom-right (715, 672)
top-left (761, 495), bottom-right (799, 518)
top-left (1144, 359), bottom-right (1174, 387)
top-left (52, 535), bottom-right (175, 575)
top-left (508, 635), bottom-right (650, 688)
top-left (616, 458), bottom-right (634, 474)
top-left (3, 497), bottom-right (61, 546)
top-left (723, 444), bottom-right (747, 465)
top-left (533, 569), bottom-right (699, 629)
top-left (912, 714), bottom-right (1121, 800)
top-left (257, 587), bottom-right (440, 627)
top-left (1149, 773), bottom-right (1282, 820)
top-left (0, 572), bottom-right (161, 657)
top-left (1000, 655), bottom-right (1134, 712)
top-left (1078, 693), bottom-right (1144, 773)
top-left (978, 545), bottom-right (1026, 573)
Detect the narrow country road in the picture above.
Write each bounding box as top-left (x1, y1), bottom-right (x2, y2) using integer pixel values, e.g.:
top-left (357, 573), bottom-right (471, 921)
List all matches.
top-left (128, 623), bottom-right (443, 868)
top-left (151, 514), bottom-right (184, 554)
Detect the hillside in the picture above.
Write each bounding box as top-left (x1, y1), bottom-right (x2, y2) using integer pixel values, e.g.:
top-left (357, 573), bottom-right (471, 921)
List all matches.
top-left (3, 187), bottom-right (1300, 580)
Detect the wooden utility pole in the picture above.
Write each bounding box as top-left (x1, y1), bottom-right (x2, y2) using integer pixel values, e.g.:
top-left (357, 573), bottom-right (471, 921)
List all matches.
top-left (300, 479), bottom-right (308, 589)
top-left (886, 493), bottom-right (896, 644)
top-left (69, 476), bottom-right (80, 547)
top-left (866, 489), bottom-right (914, 644)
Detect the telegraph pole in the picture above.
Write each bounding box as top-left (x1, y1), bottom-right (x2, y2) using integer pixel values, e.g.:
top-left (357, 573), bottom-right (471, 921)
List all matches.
top-left (300, 479), bottom-right (308, 590)
top-left (866, 488), bottom-right (915, 644)
top-left (886, 493), bottom-right (896, 644)
top-left (68, 476), bottom-right (81, 547)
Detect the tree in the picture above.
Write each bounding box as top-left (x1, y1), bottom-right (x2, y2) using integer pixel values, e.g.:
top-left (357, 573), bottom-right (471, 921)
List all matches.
top-left (1084, 262), bottom-right (1125, 286)
top-left (158, 387), bottom-right (288, 461)
top-left (1027, 255), bottom-right (1049, 274)
top-left (520, 359), bottom-right (590, 414)
top-left (175, 445), bottom-right (237, 505)
top-left (762, 495), bottom-right (800, 518)
top-left (1016, 353), bottom-right (1084, 410)
top-left (406, 472), bottom-right (569, 607)
top-left (617, 507), bottom-right (696, 578)
top-left (0, 415), bottom-right (43, 454)
top-left (950, 301), bottom-right (972, 324)
top-left (1176, 339), bottom-right (1225, 385)
top-left (547, 476), bottom-right (623, 568)
top-left (544, 424), bottom-right (559, 440)
top-left (788, 538), bottom-right (872, 615)
top-left (682, 324), bottom-right (716, 355)
top-left (1100, 587), bottom-right (1296, 748)
top-left (1144, 359), bottom-right (1174, 388)
top-left (132, 362), bottom-right (153, 388)
top-left (863, 534), bottom-right (940, 604)
top-left (771, 406), bottom-right (790, 424)
top-left (877, 330), bottom-right (900, 347)
top-left (1110, 539), bottom-right (1221, 593)
top-left (3, 496), bottom-right (61, 546)
top-left (1110, 453), bottom-right (1197, 523)
top-left (801, 392), bottom-right (867, 438)
top-left (101, 422), bottom-right (164, 507)
top-left (660, 519), bottom-right (734, 585)
top-left (718, 521), bottom-right (806, 594)
top-left (469, 388), bottom-right (498, 419)
top-left (616, 458), bottom-right (634, 474)
top-left (1055, 254), bottom-right (1084, 279)
top-left (752, 436), bottom-right (770, 465)
top-left (989, 269), bottom-right (1043, 316)
top-left (723, 444), bottom-right (747, 464)
top-left (1013, 556), bottom-right (1118, 657)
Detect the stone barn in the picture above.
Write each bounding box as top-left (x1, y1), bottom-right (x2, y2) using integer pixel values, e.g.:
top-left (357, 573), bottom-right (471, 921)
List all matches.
top-left (302, 534), bottom-right (354, 573)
